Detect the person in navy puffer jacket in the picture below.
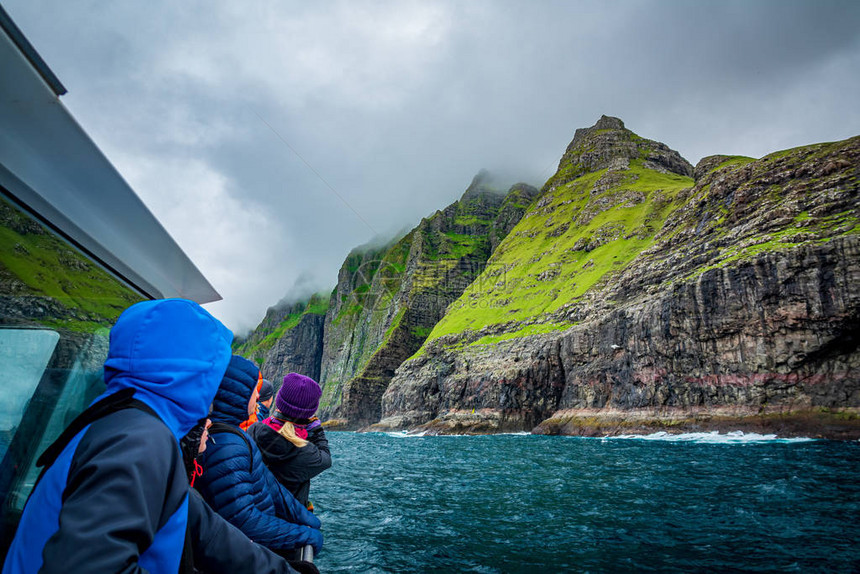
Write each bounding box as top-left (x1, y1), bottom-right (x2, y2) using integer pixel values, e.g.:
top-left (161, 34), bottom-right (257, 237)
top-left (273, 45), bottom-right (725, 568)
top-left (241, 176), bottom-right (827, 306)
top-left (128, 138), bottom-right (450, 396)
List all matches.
top-left (196, 355), bottom-right (323, 557)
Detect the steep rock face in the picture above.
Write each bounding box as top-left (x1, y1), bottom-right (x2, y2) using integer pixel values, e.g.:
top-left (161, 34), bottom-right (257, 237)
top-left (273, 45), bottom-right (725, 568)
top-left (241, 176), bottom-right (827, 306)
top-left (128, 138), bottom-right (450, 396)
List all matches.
top-left (235, 300), bottom-right (303, 363)
top-left (317, 239), bottom-right (404, 420)
top-left (318, 172), bottom-right (537, 427)
top-left (554, 237), bottom-right (859, 412)
top-left (378, 119), bottom-right (859, 437)
top-left (490, 183), bottom-right (540, 252)
top-left (382, 236), bottom-right (859, 435)
top-left (234, 293), bottom-right (328, 384)
top-left (262, 313), bottom-right (325, 384)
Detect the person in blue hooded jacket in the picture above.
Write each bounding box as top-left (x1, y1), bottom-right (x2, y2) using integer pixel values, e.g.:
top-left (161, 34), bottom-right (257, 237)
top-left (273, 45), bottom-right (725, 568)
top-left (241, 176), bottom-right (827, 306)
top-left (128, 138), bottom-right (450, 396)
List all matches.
top-left (196, 355), bottom-right (324, 557)
top-left (2, 299), bottom-right (296, 574)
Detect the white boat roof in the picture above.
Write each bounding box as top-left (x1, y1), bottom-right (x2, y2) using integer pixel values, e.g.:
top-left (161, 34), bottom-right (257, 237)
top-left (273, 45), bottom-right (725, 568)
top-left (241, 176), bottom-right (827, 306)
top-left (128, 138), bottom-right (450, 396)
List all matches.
top-left (0, 6), bottom-right (221, 303)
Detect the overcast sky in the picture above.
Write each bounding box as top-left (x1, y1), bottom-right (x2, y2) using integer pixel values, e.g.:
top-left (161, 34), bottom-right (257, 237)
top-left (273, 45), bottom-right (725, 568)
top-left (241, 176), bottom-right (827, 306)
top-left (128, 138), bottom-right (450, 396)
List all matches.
top-left (5, 0), bottom-right (860, 334)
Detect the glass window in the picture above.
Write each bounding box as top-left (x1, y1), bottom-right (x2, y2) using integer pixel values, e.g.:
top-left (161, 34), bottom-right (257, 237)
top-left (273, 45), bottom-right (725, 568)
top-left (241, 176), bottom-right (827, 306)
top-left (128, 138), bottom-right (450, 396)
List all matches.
top-left (0, 328), bottom-right (59, 461)
top-left (0, 191), bottom-right (144, 547)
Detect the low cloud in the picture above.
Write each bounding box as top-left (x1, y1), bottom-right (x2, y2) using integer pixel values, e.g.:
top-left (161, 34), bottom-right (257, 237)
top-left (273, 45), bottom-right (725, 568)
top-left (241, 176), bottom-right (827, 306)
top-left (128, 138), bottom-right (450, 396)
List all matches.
top-left (6, 0), bottom-right (859, 332)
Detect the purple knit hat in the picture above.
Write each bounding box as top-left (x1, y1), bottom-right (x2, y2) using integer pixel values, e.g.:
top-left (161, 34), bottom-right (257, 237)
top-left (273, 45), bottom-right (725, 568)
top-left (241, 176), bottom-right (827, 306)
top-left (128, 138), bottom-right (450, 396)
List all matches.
top-left (276, 373), bottom-right (322, 420)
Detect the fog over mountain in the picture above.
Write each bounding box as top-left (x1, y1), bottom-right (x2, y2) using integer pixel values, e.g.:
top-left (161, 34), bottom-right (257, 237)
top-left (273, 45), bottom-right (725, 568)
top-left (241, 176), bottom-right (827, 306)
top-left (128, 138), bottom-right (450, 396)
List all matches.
top-left (5, 0), bottom-right (859, 334)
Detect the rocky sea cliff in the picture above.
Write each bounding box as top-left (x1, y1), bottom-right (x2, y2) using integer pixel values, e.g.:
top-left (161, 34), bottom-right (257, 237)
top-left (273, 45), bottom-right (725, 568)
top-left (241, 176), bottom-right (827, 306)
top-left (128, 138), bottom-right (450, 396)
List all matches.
top-left (237, 116), bottom-right (860, 438)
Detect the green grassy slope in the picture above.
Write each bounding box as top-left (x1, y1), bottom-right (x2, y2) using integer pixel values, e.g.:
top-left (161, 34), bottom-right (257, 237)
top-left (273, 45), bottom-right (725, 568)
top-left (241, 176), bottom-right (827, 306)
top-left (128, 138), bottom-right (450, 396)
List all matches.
top-left (419, 133), bottom-right (860, 355)
top-left (318, 176), bottom-right (536, 422)
top-left (671, 143), bottom-right (858, 279)
top-left (423, 161), bottom-right (694, 348)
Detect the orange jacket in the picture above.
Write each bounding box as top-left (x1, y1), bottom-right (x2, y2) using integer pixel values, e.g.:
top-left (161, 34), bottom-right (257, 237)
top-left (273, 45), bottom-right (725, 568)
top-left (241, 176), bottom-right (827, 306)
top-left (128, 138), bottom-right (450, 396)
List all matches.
top-left (240, 412), bottom-right (257, 430)
top-left (239, 372), bottom-right (264, 430)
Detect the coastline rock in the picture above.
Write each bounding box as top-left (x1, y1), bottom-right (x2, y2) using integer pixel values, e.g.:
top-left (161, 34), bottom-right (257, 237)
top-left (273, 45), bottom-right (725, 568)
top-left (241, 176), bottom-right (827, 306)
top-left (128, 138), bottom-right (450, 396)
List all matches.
top-left (240, 117), bottom-right (860, 439)
top-left (380, 120), bottom-right (860, 439)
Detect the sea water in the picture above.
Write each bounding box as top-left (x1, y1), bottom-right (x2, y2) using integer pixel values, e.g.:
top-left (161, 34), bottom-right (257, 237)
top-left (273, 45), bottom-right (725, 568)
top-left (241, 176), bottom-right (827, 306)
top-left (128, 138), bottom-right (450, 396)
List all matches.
top-left (312, 432), bottom-right (860, 573)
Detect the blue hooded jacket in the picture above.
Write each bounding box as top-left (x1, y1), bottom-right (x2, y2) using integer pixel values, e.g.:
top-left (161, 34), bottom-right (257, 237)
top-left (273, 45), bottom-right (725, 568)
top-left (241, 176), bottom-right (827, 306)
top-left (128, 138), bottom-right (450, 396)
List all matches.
top-left (197, 355), bottom-right (323, 554)
top-left (3, 299), bottom-right (233, 574)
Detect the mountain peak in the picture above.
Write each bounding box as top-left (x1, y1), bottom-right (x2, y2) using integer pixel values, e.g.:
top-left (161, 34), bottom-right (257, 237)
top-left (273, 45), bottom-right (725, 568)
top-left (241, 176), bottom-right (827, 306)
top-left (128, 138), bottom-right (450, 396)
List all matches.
top-left (546, 116), bottom-right (693, 189)
top-left (571, 115), bottom-right (626, 146)
top-left (460, 170), bottom-right (508, 202)
top-left (594, 114), bottom-right (625, 130)
top-left (470, 168), bottom-right (492, 186)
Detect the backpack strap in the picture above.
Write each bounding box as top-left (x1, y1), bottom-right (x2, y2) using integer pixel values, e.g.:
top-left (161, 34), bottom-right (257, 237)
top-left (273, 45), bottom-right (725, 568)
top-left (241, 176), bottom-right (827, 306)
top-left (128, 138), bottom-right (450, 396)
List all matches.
top-left (34, 388), bottom-right (157, 483)
top-left (31, 387), bottom-right (195, 574)
top-left (208, 422), bottom-right (254, 472)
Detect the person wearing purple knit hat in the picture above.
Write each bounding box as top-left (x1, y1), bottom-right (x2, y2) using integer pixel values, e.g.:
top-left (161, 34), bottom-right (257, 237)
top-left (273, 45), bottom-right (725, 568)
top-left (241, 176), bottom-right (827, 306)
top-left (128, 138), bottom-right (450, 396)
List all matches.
top-left (248, 373), bottom-right (331, 510)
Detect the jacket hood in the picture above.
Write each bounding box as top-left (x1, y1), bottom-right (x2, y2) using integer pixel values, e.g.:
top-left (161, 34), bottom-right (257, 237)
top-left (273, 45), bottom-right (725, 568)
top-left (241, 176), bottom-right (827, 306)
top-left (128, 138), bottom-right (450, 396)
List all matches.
top-left (210, 355), bottom-right (259, 426)
top-left (102, 299), bottom-right (233, 439)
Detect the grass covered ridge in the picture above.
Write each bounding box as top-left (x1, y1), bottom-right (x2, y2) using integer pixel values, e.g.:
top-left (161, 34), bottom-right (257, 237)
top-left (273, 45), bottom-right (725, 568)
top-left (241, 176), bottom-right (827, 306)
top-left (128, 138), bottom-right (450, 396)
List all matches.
top-left (418, 134), bottom-right (860, 352)
top-left (421, 160), bottom-right (694, 347)
top-left (662, 137), bottom-right (860, 284)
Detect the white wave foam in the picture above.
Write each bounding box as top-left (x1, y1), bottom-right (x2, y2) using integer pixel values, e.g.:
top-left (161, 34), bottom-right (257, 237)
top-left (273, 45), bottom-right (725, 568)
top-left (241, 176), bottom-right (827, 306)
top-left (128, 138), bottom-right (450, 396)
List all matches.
top-left (600, 430), bottom-right (816, 444)
top-left (383, 430), bottom-right (531, 438)
top-left (380, 429), bottom-right (817, 443)
top-left (384, 430), bottom-right (428, 438)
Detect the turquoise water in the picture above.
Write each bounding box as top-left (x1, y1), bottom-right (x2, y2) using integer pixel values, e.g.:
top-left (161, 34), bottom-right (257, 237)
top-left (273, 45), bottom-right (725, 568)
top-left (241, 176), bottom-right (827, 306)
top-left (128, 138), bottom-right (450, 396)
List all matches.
top-left (312, 432), bottom-right (860, 573)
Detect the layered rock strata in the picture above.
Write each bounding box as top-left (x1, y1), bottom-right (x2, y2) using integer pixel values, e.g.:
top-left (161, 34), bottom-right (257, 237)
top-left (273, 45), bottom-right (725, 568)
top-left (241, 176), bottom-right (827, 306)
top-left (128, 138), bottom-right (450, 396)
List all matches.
top-left (233, 293), bottom-right (328, 385)
top-left (316, 173), bottom-right (538, 426)
top-left (376, 119), bottom-right (860, 438)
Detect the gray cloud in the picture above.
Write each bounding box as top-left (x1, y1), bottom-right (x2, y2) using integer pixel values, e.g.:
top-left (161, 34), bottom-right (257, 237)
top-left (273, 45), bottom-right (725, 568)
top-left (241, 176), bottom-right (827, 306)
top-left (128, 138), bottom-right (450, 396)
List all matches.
top-left (5, 0), bottom-right (859, 334)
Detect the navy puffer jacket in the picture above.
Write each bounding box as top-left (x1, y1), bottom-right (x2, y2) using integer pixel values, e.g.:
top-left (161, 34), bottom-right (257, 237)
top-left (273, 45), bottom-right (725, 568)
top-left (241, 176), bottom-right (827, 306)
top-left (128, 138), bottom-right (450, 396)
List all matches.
top-left (197, 355), bottom-right (323, 553)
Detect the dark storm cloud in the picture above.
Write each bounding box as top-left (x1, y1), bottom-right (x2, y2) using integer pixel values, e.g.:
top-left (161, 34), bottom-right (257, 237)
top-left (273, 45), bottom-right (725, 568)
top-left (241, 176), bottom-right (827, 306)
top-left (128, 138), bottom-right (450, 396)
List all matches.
top-left (4, 0), bottom-right (859, 332)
